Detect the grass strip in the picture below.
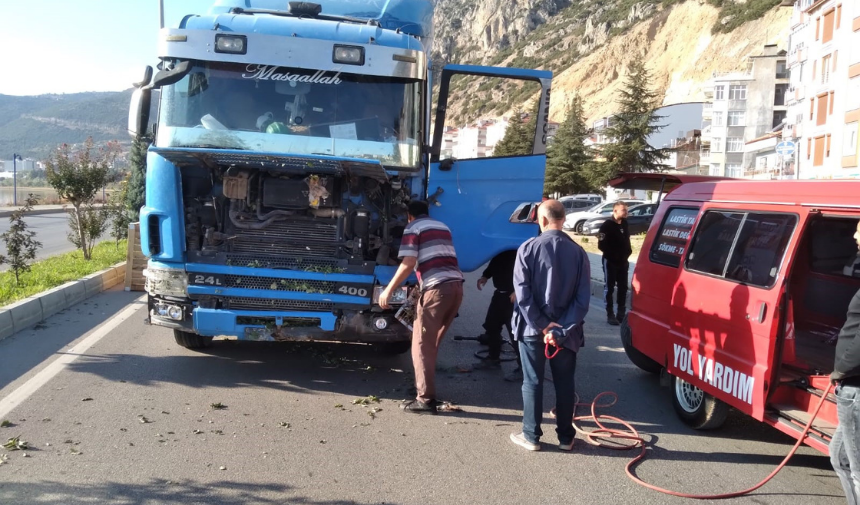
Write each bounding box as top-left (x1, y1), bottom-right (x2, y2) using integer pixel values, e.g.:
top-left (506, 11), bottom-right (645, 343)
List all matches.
top-left (568, 232), bottom-right (646, 262)
top-left (0, 240), bottom-right (127, 307)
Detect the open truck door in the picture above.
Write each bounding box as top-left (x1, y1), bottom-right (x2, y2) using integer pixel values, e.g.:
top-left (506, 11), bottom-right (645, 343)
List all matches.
top-left (428, 65), bottom-right (552, 272)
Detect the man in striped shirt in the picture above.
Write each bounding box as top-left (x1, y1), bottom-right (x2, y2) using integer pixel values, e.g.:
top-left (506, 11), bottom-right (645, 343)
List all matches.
top-left (380, 200), bottom-right (464, 414)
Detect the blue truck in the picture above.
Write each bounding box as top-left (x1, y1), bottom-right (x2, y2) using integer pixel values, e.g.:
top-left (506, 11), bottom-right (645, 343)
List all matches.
top-left (128, 0), bottom-right (552, 350)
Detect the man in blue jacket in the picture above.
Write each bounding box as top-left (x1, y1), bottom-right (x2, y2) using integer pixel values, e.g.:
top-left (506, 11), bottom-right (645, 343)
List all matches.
top-left (509, 200), bottom-right (591, 452)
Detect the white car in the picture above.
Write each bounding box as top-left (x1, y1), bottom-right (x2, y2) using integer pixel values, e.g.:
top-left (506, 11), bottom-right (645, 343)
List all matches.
top-left (563, 199), bottom-right (645, 234)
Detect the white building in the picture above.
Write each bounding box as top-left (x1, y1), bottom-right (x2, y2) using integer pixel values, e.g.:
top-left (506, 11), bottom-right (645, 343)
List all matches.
top-left (785, 0), bottom-right (860, 179)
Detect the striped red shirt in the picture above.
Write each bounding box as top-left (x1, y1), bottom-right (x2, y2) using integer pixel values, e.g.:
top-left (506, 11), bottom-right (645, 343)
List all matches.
top-left (399, 216), bottom-right (463, 289)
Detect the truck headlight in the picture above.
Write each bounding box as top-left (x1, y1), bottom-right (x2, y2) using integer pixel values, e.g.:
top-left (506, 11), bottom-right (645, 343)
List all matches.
top-left (372, 286), bottom-right (408, 305)
top-left (215, 34), bottom-right (247, 54)
top-left (333, 45), bottom-right (364, 65)
top-left (144, 266), bottom-right (188, 297)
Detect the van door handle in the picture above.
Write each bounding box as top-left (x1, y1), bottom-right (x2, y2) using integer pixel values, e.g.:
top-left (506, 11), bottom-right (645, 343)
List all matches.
top-left (757, 302), bottom-right (768, 323)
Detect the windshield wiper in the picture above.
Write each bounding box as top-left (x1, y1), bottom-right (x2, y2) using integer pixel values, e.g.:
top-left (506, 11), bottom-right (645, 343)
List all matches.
top-left (229, 7), bottom-right (379, 27)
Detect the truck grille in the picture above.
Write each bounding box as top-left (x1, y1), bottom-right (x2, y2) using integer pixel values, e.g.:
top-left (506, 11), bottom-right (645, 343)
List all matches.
top-left (223, 254), bottom-right (342, 271)
top-left (224, 274), bottom-right (337, 294)
top-left (223, 297), bottom-right (334, 312)
top-left (228, 219), bottom-right (340, 258)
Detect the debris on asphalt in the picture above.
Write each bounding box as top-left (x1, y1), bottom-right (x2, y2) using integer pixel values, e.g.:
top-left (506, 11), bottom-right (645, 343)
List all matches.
top-left (210, 402), bottom-right (227, 410)
top-left (193, 429), bottom-right (204, 435)
top-left (0, 420), bottom-right (12, 428)
top-left (82, 398), bottom-right (93, 402)
top-left (219, 466), bottom-right (226, 470)
top-left (70, 447), bottom-right (82, 455)
top-left (3, 436), bottom-right (28, 451)
top-left (139, 416), bottom-right (153, 424)
top-left (278, 422), bottom-right (291, 428)
top-left (352, 395), bottom-right (380, 406)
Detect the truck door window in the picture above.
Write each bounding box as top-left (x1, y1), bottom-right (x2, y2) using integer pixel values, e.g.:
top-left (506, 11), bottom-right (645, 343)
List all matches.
top-left (725, 213), bottom-right (797, 287)
top-left (436, 75), bottom-right (542, 160)
top-left (686, 211), bottom-right (745, 276)
top-left (649, 207), bottom-right (699, 267)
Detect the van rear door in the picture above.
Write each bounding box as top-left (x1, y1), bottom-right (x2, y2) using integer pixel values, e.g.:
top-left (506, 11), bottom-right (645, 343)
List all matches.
top-left (672, 205), bottom-right (803, 419)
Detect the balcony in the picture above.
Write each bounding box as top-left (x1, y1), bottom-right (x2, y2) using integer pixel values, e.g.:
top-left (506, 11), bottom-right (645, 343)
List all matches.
top-left (776, 72), bottom-right (789, 80)
top-left (702, 103), bottom-right (713, 119)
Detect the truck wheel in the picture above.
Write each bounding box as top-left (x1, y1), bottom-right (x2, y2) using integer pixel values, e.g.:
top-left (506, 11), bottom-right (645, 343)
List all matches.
top-left (671, 375), bottom-right (729, 430)
top-left (574, 221), bottom-right (586, 234)
top-left (374, 341), bottom-right (412, 355)
top-left (173, 329), bottom-right (213, 349)
top-left (620, 315), bottom-right (661, 374)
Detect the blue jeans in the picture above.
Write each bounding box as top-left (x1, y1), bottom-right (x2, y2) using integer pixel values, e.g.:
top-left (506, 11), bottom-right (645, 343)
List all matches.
top-left (519, 336), bottom-right (577, 445)
top-left (832, 383), bottom-right (860, 505)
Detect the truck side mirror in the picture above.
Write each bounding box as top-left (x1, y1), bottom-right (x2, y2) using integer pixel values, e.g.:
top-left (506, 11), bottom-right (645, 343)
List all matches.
top-left (128, 66), bottom-right (154, 138)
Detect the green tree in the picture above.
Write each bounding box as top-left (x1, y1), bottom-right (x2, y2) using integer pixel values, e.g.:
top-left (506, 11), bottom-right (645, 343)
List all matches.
top-left (544, 94), bottom-right (595, 196)
top-left (598, 60), bottom-right (668, 180)
top-left (0, 195), bottom-right (42, 285)
top-left (45, 137), bottom-right (119, 260)
top-left (108, 177), bottom-right (131, 246)
top-left (125, 134), bottom-right (150, 221)
top-left (494, 109), bottom-right (533, 157)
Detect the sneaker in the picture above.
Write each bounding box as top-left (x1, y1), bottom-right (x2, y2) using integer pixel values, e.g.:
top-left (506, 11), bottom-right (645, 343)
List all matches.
top-left (400, 399), bottom-right (437, 415)
top-left (504, 368), bottom-right (524, 382)
top-left (607, 315), bottom-right (619, 326)
top-left (510, 432), bottom-right (540, 451)
top-left (471, 359), bottom-right (502, 371)
top-left (558, 440), bottom-right (575, 451)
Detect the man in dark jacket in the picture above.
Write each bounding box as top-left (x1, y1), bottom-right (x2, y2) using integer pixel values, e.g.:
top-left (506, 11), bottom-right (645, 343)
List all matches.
top-left (598, 201), bottom-right (632, 326)
top-left (830, 220), bottom-right (860, 504)
top-left (473, 250), bottom-right (518, 371)
top-left (509, 200), bottom-right (590, 452)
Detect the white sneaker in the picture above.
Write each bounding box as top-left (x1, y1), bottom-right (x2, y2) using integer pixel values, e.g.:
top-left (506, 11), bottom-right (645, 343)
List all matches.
top-left (510, 432), bottom-right (540, 451)
top-left (558, 440), bottom-right (574, 451)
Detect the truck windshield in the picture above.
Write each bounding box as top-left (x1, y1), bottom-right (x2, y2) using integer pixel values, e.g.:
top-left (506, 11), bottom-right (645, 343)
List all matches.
top-left (155, 61), bottom-right (422, 169)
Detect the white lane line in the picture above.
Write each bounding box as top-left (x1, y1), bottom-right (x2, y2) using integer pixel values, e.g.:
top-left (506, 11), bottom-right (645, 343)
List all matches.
top-left (0, 296), bottom-right (146, 419)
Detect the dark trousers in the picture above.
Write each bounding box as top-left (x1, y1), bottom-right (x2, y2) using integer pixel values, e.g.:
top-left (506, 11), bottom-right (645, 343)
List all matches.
top-left (483, 290), bottom-right (514, 361)
top-left (519, 336), bottom-right (577, 445)
top-left (602, 258), bottom-right (629, 315)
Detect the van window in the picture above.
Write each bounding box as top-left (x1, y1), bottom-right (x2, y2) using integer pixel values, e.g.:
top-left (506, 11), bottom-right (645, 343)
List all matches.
top-left (725, 214), bottom-right (796, 287)
top-left (808, 217), bottom-right (860, 277)
top-left (687, 212), bottom-right (745, 276)
top-left (687, 211), bottom-right (797, 288)
top-left (649, 207), bottom-right (699, 267)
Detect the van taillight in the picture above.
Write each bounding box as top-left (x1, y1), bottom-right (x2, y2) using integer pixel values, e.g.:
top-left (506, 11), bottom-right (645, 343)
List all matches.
top-left (148, 215), bottom-right (162, 255)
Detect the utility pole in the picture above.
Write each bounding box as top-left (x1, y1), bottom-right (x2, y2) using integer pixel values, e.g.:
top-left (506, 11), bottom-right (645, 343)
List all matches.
top-left (12, 153), bottom-right (22, 206)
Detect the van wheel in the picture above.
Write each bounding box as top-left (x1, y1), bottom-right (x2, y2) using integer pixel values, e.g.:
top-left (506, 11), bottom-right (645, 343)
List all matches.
top-left (574, 221), bottom-right (586, 234)
top-left (620, 316), bottom-right (661, 374)
top-left (671, 375), bottom-right (729, 430)
top-left (173, 329), bottom-right (213, 349)
top-left (374, 341), bottom-right (412, 355)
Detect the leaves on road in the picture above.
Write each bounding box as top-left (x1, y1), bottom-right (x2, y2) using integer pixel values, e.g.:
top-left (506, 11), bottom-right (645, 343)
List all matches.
top-left (0, 420), bottom-right (12, 428)
top-left (210, 402), bottom-right (227, 410)
top-left (352, 395), bottom-right (380, 406)
top-left (138, 416), bottom-right (153, 424)
top-left (278, 422), bottom-right (291, 428)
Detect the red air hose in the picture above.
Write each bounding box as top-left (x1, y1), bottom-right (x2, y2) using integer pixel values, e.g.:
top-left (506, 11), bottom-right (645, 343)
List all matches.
top-left (570, 384), bottom-right (835, 500)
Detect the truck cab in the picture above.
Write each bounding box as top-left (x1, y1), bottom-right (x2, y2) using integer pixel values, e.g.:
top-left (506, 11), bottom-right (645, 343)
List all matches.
top-left (129, 0), bottom-right (552, 349)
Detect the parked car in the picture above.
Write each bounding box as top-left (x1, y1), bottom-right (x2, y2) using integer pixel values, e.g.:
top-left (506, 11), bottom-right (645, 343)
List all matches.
top-left (560, 198), bottom-right (596, 214)
top-left (563, 199), bottom-right (645, 234)
top-left (581, 203), bottom-right (657, 236)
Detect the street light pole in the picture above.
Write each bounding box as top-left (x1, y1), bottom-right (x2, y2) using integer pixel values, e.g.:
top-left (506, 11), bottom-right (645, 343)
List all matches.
top-left (12, 153), bottom-right (22, 206)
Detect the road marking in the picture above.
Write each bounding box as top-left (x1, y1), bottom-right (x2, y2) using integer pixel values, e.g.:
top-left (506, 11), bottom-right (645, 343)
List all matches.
top-left (0, 296), bottom-right (146, 419)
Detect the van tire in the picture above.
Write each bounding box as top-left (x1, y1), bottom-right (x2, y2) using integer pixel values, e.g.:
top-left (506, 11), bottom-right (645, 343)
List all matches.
top-left (620, 316), bottom-right (661, 374)
top-left (174, 329), bottom-right (213, 349)
top-left (671, 375), bottom-right (729, 430)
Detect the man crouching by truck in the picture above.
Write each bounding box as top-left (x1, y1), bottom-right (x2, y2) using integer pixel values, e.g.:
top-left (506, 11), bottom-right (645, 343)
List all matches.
top-left (379, 201), bottom-right (464, 415)
top-left (830, 219), bottom-right (860, 504)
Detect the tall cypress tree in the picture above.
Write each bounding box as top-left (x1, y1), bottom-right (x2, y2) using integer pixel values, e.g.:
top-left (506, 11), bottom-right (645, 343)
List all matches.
top-left (125, 135), bottom-right (150, 221)
top-left (544, 94), bottom-right (594, 196)
top-left (599, 60), bottom-right (668, 177)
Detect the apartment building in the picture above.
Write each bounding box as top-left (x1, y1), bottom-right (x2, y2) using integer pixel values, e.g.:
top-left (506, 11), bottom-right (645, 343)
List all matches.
top-left (785, 0), bottom-right (860, 178)
top-left (701, 45), bottom-right (789, 178)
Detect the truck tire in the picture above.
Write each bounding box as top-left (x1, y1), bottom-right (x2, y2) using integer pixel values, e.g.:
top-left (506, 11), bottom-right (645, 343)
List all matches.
top-left (374, 341), bottom-right (412, 355)
top-left (620, 316), bottom-right (661, 374)
top-left (671, 375), bottom-right (729, 430)
top-left (173, 329), bottom-right (213, 349)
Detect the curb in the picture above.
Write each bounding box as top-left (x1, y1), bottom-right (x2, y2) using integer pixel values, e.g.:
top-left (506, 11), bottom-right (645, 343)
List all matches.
top-left (0, 261), bottom-right (128, 342)
top-left (0, 208), bottom-right (68, 218)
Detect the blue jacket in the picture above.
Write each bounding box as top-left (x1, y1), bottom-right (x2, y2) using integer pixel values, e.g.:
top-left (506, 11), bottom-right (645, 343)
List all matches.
top-left (512, 229), bottom-right (591, 352)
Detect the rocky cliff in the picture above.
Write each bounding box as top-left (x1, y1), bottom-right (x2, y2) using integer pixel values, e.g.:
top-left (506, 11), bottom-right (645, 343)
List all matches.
top-left (432, 0), bottom-right (792, 125)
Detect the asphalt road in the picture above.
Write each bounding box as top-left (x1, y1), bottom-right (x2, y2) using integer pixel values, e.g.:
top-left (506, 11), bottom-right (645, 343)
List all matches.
top-left (0, 214), bottom-right (111, 269)
top-left (0, 271), bottom-right (847, 504)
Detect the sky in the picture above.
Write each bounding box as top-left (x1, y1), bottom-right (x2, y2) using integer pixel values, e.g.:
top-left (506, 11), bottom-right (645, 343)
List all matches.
top-left (0, 0), bottom-right (215, 96)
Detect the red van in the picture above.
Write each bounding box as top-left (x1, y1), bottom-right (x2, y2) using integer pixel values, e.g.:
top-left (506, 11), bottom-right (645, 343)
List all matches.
top-left (621, 176), bottom-right (860, 454)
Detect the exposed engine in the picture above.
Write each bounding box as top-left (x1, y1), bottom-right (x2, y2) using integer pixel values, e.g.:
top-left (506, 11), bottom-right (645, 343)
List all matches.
top-left (181, 163), bottom-right (412, 271)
